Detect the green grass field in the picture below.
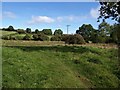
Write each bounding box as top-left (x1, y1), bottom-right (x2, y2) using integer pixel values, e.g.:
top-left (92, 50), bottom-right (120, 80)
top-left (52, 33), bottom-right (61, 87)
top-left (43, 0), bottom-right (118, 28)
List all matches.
top-left (2, 45), bottom-right (119, 88)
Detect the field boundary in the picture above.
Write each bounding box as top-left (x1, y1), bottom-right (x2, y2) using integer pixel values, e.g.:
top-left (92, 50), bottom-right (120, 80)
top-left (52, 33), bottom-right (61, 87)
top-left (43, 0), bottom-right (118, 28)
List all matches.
top-left (1, 40), bottom-right (118, 49)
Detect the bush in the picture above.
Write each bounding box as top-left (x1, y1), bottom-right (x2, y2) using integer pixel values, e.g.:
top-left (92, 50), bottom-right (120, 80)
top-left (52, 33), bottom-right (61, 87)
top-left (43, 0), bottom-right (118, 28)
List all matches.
top-left (62, 34), bottom-right (86, 44)
top-left (23, 34), bottom-right (32, 40)
top-left (33, 34), bottom-right (39, 40)
top-left (15, 36), bottom-right (24, 40)
top-left (42, 29), bottom-right (52, 35)
top-left (2, 35), bottom-right (10, 40)
top-left (51, 35), bottom-right (62, 41)
top-left (54, 29), bottom-right (63, 35)
top-left (38, 34), bottom-right (49, 41)
top-left (17, 29), bottom-right (26, 34)
top-left (33, 34), bottom-right (49, 41)
top-left (2, 35), bottom-right (17, 40)
top-left (61, 34), bottom-right (69, 41)
top-left (9, 36), bottom-right (17, 40)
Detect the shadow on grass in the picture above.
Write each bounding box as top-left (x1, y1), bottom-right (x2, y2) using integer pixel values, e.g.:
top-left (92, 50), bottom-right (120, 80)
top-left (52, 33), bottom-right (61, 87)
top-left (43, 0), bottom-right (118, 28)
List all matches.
top-left (4, 45), bottom-right (93, 54)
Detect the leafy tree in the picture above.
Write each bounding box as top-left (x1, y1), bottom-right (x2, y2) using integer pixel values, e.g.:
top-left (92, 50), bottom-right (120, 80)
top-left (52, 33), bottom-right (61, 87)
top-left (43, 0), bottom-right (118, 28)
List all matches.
top-left (98, 2), bottom-right (120, 43)
top-left (98, 21), bottom-right (111, 43)
top-left (98, 1), bottom-right (120, 81)
top-left (26, 28), bottom-right (31, 33)
top-left (98, 2), bottom-right (120, 23)
top-left (90, 30), bottom-right (100, 43)
top-left (54, 29), bottom-right (63, 35)
top-left (8, 25), bottom-right (14, 31)
top-left (35, 29), bottom-right (39, 34)
top-left (42, 29), bottom-right (52, 35)
top-left (110, 24), bottom-right (118, 43)
top-left (76, 24), bottom-right (96, 42)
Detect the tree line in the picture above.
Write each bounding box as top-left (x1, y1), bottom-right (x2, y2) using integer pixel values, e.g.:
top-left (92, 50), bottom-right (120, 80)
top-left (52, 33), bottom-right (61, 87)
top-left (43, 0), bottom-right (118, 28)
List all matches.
top-left (1, 21), bottom-right (118, 44)
top-left (76, 22), bottom-right (118, 44)
top-left (2, 26), bottom-right (63, 35)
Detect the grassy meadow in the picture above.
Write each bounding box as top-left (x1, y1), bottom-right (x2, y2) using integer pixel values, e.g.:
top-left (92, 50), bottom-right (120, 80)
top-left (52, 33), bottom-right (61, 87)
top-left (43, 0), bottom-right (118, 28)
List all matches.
top-left (1, 30), bottom-right (119, 88)
top-left (2, 44), bottom-right (119, 88)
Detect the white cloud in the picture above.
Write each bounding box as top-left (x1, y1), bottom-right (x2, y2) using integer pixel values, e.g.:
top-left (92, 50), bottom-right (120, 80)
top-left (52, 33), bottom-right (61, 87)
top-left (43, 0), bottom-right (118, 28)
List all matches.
top-left (56, 15), bottom-right (88, 22)
top-left (90, 6), bottom-right (100, 19)
top-left (3, 11), bottom-right (16, 19)
top-left (56, 17), bottom-right (63, 22)
top-left (28, 16), bottom-right (55, 24)
top-left (27, 15), bottom-right (89, 25)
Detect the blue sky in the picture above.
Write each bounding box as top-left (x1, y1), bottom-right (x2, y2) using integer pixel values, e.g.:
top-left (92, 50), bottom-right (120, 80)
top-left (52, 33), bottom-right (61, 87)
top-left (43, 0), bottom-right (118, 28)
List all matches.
top-left (2, 2), bottom-right (115, 34)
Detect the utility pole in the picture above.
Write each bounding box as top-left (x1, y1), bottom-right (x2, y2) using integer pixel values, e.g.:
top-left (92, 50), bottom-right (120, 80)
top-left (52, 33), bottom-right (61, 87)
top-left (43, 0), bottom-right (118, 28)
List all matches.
top-left (66, 25), bottom-right (70, 34)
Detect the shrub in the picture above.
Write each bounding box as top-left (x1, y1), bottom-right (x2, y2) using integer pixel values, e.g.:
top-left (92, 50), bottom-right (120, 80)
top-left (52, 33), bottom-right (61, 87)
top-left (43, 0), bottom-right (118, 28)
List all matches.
top-left (23, 34), bottom-right (32, 40)
top-left (51, 35), bottom-right (62, 41)
top-left (61, 34), bottom-right (69, 41)
top-left (62, 34), bottom-right (86, 44)
top-left (42, 29), bottom-right (52, 35)
top-left (2, 35), bottom-right (10, 40)
top-left (2, 35), bottom-right (17, 40)
top-left (15, 36), bottom-right (24, 40)
top-left (38, 34), bottom-right (49, 41)
top-left (17, 29), bottom-right (26, 34)
top-left (33, 34), bottom-right (39, 40)
top-left (33, 34), bottom-right (49, 41)
top-left (9, 35), bottom-right (17, 40)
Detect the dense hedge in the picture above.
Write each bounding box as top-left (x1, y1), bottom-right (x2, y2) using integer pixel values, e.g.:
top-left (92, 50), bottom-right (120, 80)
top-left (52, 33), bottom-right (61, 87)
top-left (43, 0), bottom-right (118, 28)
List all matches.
top-left (33, 34), bottom-right (49, 41)
top-left (50, 34), bottom-right (85, 44)
top-left (17, 29), bottom-right (26, 34)
top-left (2, 36), bottom-right (10, 40)
top-left (62, 34), bottom-right (86, 44)
top-left (51, 35), bottom-right (62, 41)
top-left (2, 35), bottom-right (17, 40)
top-left (23, 34), bottom-right (32, 40)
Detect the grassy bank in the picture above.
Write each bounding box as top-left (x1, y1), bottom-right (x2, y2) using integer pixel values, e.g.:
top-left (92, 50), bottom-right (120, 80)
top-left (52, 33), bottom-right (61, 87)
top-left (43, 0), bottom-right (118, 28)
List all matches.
top-left (2, 45), bottom-right (119, 88)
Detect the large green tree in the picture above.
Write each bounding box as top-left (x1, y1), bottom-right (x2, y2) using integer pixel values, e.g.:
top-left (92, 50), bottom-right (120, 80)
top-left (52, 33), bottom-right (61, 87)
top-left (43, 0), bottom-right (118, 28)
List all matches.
top-left (109, 24), bottom-right (118, 43)
top-left (8, 25), bottom-right (14, 31)
top-left (76, 24), bottom-right (96, 42)
top-left (42, 29), bottom-right (52, 35)
top-left (98, 2), bottom-right (120, 23)
top-left (54, 29), bottom-right (63, 35)
top-left (26, 28), bottom-right (31, 33)
top-left (98, 21), bottom-right (111, 43)
top-left (35, 29), bottom-right (39, 34)
top-left (98, 2), bottom-right (120, 43)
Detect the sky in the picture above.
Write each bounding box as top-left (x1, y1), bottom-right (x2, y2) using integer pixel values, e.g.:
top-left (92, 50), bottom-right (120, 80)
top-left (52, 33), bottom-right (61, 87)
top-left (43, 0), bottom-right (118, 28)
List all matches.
top-left (1, 2), bottom-right (116, 34)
